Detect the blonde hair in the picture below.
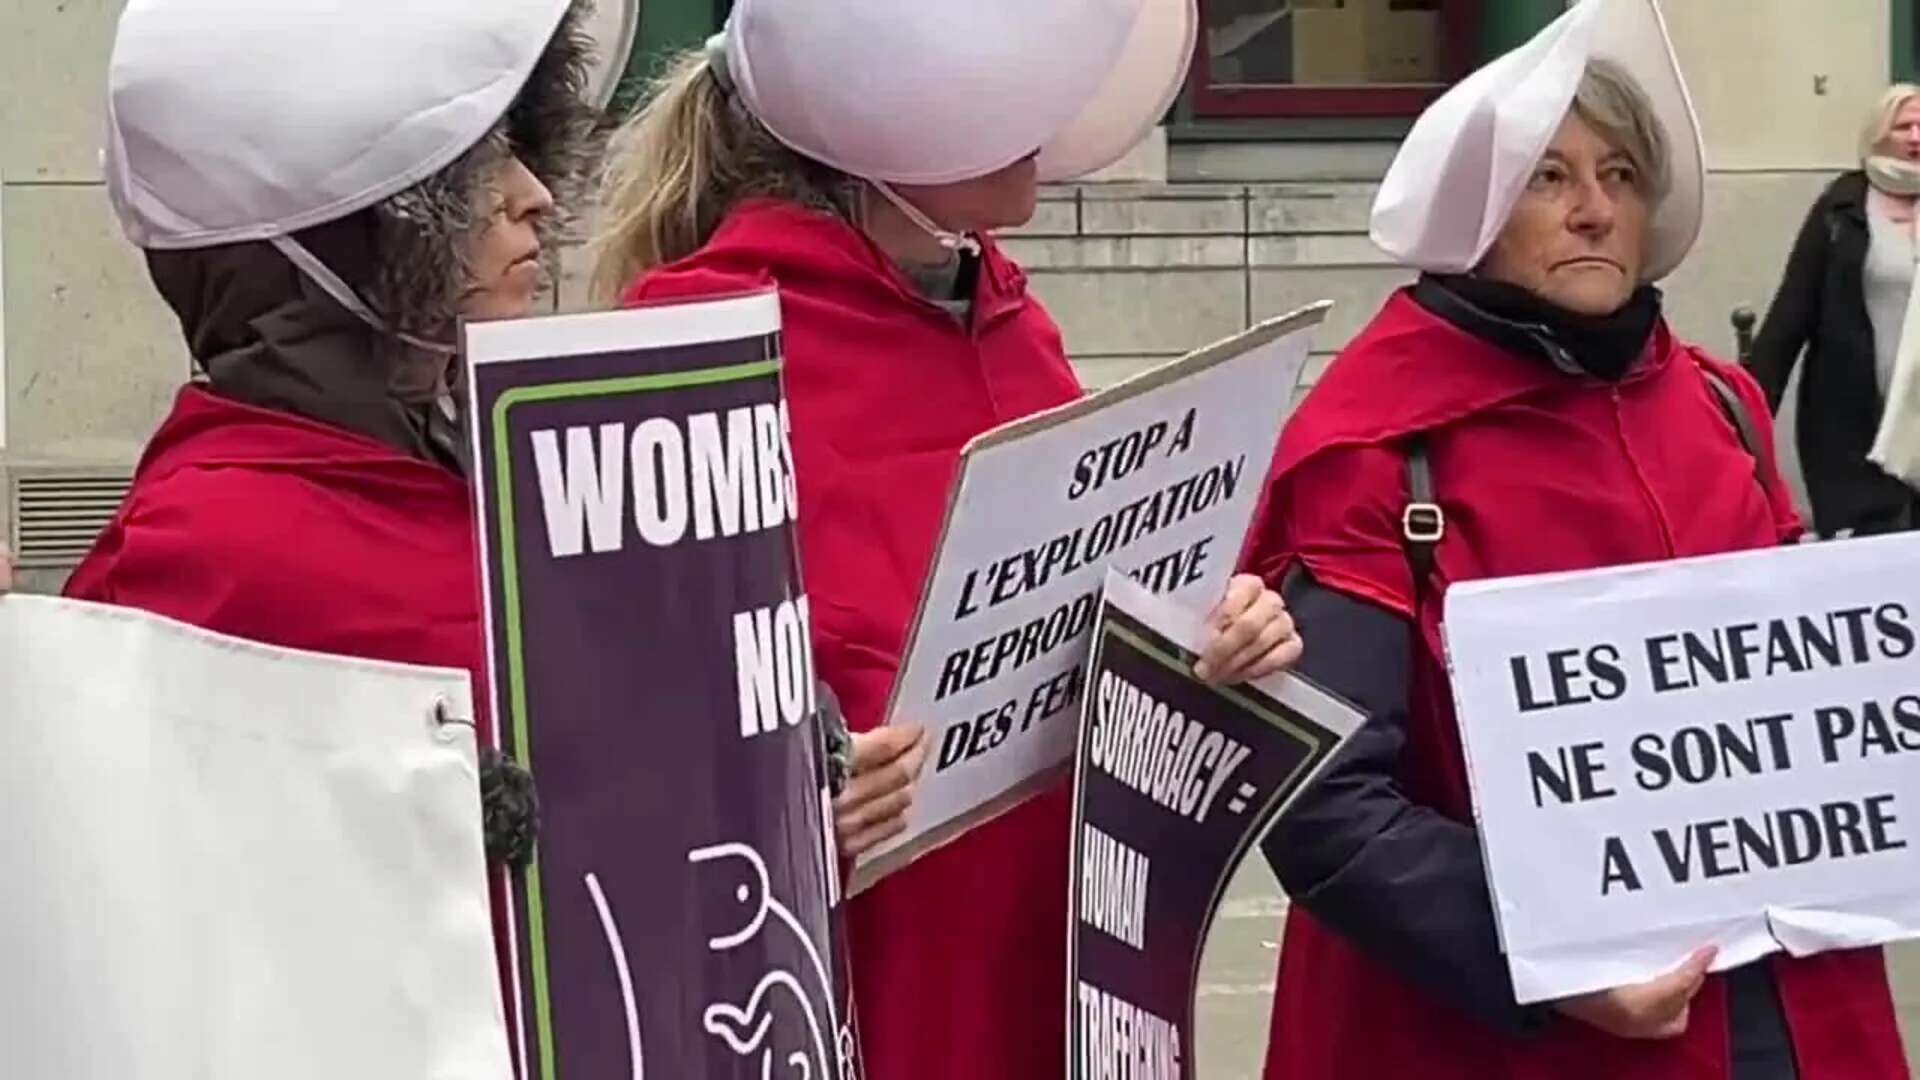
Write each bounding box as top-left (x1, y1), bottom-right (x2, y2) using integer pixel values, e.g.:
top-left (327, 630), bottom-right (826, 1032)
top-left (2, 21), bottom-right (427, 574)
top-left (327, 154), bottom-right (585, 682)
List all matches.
top-left (1570, 59), bottom-right (1671, 204)
top-left (588, 50), bottom-right (858, 304)
top-left (1860, 83), bottom-right (1920, 161)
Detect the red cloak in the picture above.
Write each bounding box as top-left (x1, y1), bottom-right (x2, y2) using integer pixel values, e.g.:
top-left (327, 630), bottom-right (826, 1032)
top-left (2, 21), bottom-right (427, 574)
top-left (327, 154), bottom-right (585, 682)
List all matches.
top-left (64, 385), bottom-right (514, 1037)
top-left (1245, 290), bottom-right (1906, 1079)
top-left (67, 387), bottom-right (487, 699)
top-left (624, 199), bottom-right (1084, 1079)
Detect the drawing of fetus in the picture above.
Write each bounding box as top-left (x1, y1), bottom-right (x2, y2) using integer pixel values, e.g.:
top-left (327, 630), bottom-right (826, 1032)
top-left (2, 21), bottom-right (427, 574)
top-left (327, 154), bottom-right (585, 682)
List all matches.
top-left (689, 842), bottom-right (842, 1080)
top-left (702, 970), bottom-right (821, 1080)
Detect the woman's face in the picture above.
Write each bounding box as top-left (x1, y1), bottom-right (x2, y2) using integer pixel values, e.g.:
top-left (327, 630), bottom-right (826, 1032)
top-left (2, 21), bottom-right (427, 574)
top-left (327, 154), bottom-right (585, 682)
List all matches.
top-left (1479, 111), bottom-right (1650, 317)
top-left (1877, 97), bottom-right (1920, 161)
top-left (462, 155), bottom-right (555, 321)
top-left (895, 154), bottom-right (1041, 235)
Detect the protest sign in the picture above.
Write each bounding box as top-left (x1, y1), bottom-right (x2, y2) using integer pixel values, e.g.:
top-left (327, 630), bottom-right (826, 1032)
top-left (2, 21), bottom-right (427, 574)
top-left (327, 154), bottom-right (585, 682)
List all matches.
top-left (467, 292), bottom-right (859, 1080)
top-left (1446, 533), bottom-right (1920, 1004)
top-left (1067, 571), bottom-right (1361, 1079)
top-left (854, 304), bottom-right (1328, 890)
top-left (0, 596), bottom-right (504, 1080)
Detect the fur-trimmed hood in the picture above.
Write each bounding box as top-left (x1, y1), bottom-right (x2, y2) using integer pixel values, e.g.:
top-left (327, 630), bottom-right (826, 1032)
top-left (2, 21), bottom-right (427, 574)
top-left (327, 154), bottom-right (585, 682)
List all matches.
top-left (134, 0), bottom-right (605, 472)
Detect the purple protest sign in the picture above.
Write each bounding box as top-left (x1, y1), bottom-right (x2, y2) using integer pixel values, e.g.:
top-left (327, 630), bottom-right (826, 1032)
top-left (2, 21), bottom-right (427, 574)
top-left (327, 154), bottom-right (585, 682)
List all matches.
top-left (1067, 573), bottom-right (1360, 1078)
top-left (465, 291), bottom-right (860, 1080)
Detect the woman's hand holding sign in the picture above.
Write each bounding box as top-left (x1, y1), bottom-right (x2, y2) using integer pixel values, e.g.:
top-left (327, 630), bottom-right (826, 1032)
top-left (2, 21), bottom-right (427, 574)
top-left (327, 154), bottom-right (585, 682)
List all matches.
top-left (1554, 946), bottom-right (1718, 1039)
top-left (835, 724), bottom-right (930, 858)
top-left (834, 572), bottom-right (1299, 860)
top-left (1194, 573), bottom-right (1303, 685)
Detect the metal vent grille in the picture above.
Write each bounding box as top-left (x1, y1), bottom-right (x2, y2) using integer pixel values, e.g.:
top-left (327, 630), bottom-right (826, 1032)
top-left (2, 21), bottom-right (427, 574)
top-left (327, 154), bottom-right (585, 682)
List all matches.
top-left (11, 470), bottom-right (133, 570)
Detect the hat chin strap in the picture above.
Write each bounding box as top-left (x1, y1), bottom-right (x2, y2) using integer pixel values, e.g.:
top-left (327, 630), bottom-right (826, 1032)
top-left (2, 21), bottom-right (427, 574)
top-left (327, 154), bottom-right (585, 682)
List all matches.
top-left (867, 181), bottom-right (981, 256)
top-left (269, 235), bottom-right (458, 357)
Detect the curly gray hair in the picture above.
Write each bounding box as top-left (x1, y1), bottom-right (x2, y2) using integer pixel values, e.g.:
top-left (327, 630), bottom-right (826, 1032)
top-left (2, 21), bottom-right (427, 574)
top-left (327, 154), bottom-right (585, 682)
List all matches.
top-left (371, 0), bottom-right (605, 338)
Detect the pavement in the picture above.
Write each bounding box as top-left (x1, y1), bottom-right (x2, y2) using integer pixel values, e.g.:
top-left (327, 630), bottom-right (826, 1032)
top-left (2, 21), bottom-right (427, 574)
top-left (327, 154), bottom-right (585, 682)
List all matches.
top-left (1194, 858), bottom-right (1920, 1079)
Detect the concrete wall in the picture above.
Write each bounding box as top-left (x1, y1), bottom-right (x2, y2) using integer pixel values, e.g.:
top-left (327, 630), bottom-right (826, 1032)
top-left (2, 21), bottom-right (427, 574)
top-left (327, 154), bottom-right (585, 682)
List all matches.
top-left (1004, 181), bottom-right (1409, 400)
top-left (1668, 0), bottom-right (1888, 172)
top-left (1, 0), bottom-right (184, 589)
top-left (1, 0), bottom-right (186, 465)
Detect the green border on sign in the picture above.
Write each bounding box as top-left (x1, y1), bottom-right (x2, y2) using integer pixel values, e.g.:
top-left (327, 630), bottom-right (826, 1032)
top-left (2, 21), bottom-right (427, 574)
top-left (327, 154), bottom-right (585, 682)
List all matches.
top-left (1080, 616), bottom-right (1337, 1073)
top-left (1104, 619), bottom-right (1331, 795)
top-left (488, 356), bottom-right (782, 1080)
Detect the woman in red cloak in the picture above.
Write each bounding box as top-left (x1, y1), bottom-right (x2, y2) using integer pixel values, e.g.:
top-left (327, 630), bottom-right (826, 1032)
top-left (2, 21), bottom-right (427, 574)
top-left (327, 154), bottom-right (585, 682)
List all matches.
top-left (589, 2), bottom-right (1302, 1076)
top-left (61, 3), bottom-right (609, 1038)
top-left (1246, 2), bottom-right (1906, 1078)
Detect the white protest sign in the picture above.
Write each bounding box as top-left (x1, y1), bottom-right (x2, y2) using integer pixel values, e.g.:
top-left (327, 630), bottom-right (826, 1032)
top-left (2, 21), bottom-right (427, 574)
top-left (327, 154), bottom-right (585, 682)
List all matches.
top-left (1445, 533), bottom-right (1920, 1004)
top-left (853, 304), bottom-right (1327, 890)
top-left (0, 596), bottom-right (509, 1080)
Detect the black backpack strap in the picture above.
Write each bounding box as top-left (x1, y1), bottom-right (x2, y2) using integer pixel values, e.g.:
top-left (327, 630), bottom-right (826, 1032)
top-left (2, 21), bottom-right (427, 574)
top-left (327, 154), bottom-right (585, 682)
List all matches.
top-left (1697, 363), bottom-right (1768, 489)
top-left (1397, 363), bottom-right (1766, 595)
top-left (1398, 367), bottom-right (1772, 604)
top-left (1402, 434), bottom-right (1444, 600)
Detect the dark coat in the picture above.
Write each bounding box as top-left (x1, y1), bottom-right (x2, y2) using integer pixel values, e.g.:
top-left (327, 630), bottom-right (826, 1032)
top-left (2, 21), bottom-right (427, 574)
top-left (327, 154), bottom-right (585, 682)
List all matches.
top-left (1749, 171), bottom-right (1918, 535)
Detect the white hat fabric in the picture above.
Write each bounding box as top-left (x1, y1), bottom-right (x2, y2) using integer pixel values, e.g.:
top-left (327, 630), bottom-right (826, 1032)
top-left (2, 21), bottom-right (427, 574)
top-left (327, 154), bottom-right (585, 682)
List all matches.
top-left (584, 0), bottom-right (641, 108)
top-left (1035, 0), bottom-right (1197, 183)
top-left (104, 0), bottom-right (576, 250)
top-left (1370, 0), bottom-right (1704, 281)
top-left (724, 0), bottom-right (1194, 186)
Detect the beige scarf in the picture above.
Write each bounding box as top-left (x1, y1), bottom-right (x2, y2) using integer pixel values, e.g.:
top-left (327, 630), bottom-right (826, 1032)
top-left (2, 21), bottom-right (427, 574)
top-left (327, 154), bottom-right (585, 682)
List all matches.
top-left (1866, 156), bottom-right (1920, 488)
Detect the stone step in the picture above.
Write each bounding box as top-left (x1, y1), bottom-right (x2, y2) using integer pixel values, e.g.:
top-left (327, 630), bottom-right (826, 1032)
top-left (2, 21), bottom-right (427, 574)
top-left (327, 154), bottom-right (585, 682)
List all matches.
top-left (1171, 140), bottom-right (1397, 185)
top-left (1011, 181), bottom-right (1380, 241)
top-left (1031, 260), bottom-right (1408, 386)
top-left (1011, 180), bottom-right (1398, 384)
top-left (1003, 231), bottom-right (1393, 271)
top-left (1066, 353), bottom-right (1333, 398)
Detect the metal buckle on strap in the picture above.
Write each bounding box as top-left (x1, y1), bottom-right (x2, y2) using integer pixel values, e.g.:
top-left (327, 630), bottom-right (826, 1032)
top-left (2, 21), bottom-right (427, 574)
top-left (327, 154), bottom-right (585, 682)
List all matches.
top-left (1402, 502), bottom-right (1446, 544)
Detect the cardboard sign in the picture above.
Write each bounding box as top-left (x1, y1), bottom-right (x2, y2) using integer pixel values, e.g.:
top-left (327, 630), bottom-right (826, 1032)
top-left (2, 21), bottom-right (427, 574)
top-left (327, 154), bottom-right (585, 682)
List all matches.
top-left (1, 596), bottom-right (504, 1080)
top-left (853, 305), bottom-right (1327, 890)
top-left (467, 293), bottom-right (860, 1080)
top-left (1067, 572), bottom-right (1361, 1079)
top-left (1446, 534), bottom-right (1920, 1003)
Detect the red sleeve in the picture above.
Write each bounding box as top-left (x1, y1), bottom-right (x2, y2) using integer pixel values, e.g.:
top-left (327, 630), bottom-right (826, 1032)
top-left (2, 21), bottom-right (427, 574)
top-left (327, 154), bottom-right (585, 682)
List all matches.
top-left (65, 470), bottom-right (254, 627)
top-left (63, 468), bottom-right (334, 643)
top-left (1699, 352), bottom-right (1806, 544)
top-left (812, 624), bottom-right (900, 735)
top-left (619, 260), bottom-right (772, 307)
top-left (798, 475), bottom-right (921, 735)
top-left (627, 259), bottom-right (914, 732)
top-left (1245, 441), bottom-right (1417, 619)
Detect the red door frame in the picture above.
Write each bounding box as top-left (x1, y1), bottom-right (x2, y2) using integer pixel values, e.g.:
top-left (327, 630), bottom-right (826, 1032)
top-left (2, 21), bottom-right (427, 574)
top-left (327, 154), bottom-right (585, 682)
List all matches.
top-left (1188, 0), bottom-right (1482, 118)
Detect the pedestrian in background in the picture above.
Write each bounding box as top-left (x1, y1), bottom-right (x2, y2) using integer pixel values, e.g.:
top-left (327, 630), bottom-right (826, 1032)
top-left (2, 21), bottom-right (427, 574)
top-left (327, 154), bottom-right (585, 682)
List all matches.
top-left (1751, 84), bottom-right (1920, 537)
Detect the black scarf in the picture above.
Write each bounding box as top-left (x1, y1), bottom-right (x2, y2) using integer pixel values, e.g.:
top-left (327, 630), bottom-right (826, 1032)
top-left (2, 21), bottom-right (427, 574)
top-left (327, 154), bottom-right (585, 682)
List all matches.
top-left (145, 215), bottom-right (468, 475)
top-left (1413, 274), bottom-right (1663, 381)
